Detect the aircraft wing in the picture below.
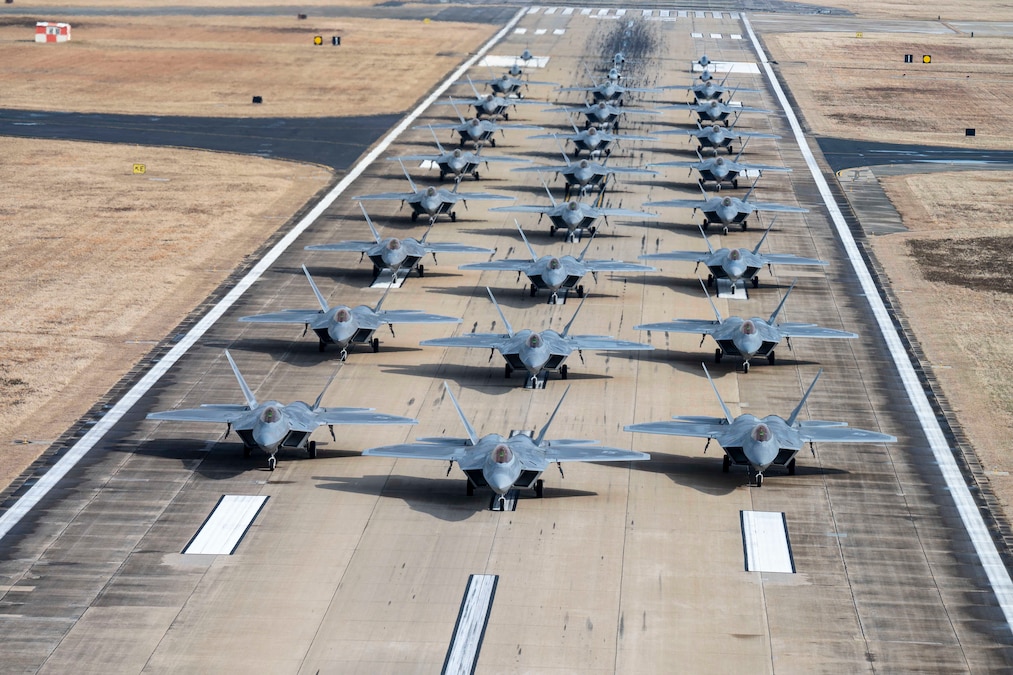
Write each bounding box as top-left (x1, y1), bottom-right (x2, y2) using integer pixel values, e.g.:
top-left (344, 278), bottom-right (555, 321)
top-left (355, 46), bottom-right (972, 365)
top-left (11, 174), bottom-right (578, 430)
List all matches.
top-left (582, 260), bottom-right (656, 273)
top-left (362, 441), bottom-right (470, 461)
top-left (761, 254), bottom-right (828, 267)
top-left (734, 106), bottom-right (773, 114)
top-left (542, 445), bottom-right (650, 462)
top-left (147, 404), bottom-right (251, 424)
top-left (741, 163), bottom-right (792, 173)
top-left (567, 336), bottom-right (654, 351)
top-left (796, 424), bottom-right (896, 444)
top-left (647, 161), bottom-right (700, 169)
top-left (376, 310), bottom-right (462, 325)
top-left (420, 334), bottom-right (507, 349)
top-left (489, 205), bottom-right (551, 214)
top-left (635, 320), bottom-right (720, 334)
top-left (512, 165), bottom-right (567, 174)
top-left (304, 241), bottom-right (376, 253)
top-left (750, 202), bottom-right (809, 213)
top-left (624, 418), bottom-right (729, 439)
top-left (597, 208), bottom-right (658, 219)
top-left (459, 259), bottom-right (532, 272)
top-left (638, 251), bottom-right (708, 263)
top-left (737, 132), bottom-right (781, 140)
top-left (238, 309), bottom-right (322, 324)
top-left (603, 167), bottom-right (658, 176)
top-left (417, 123), bottom-right (465, 130)
top-left (314, 409), bottom-right (419, 426)
top-left (496, 123), bottom-right (545, 130)
top-left (425, 243), bottom-right (496, 254)
top-left (351, 192), bottom-right (415, 201)
top-left (458, 192), bottom-right (516, 201)
top-left (650, 129), bottom-right (700, 137)
top-left (776, 323), bottom-right (858, 339)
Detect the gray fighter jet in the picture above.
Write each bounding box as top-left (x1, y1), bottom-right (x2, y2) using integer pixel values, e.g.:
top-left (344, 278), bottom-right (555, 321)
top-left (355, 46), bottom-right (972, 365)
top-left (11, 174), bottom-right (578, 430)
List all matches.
top-left (557, 71), bottom-right (659, 103)
top-left (423, 100), bottom-right (542, 148)
top-left (625, 365), bottom-right (895, 486)
top-left (238, 265), bottom-right (462, 359)
top-left (420, 288), bottom-right (653, 388)
top-left (147, 350), bottom-right (417, 471)
top-left (655, 121), bottom-right (781, 155)
top-left (646, 181), bottom-right (808, 232)
top-left (363, 381), bottom-right (649, 504)
top-left (390, 127), bottom-right (529, 181)
top-left (636, 279), bottom-right (857, 372)
top-left (439, 77), bottom-right (543, 119)
top-left (664, 71), bottom-right (762, 102)
top-left (491, 178), bottom-right (657, 241)
top-left (459, 221), bottom-right (655, 304)
top-left (649, 141), bottom-right (790, 190)
top-left (305, 203), bottom-right (493, 282)
top-left (543, 100), bottom-right (659, 131)
top-left (663, 99), bottom-right (772, 126)
top-left (531, 121), bottom-right (655, 158)
top-left (512, 141), bottom-right (657, 199)
top-left (352, 159), bottom-right (513, 223)
top-left (639, 223), bottom-right (827, 290)
top-left (480, 70), bottom-right (556, 97)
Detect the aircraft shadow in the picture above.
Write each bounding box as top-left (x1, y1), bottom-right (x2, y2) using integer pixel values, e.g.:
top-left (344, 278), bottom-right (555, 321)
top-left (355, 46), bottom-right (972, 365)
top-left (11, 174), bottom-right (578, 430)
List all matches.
top-left (422, 284), bottom-right (619, 308)
top-left (634, 347), bottom-right (825, 372)
top-left (209, 338), bottom-right (425, 365)
top-left (378, 362), bottom-right (607, 390)
top-left (315, 474), bottom-right (598, 521)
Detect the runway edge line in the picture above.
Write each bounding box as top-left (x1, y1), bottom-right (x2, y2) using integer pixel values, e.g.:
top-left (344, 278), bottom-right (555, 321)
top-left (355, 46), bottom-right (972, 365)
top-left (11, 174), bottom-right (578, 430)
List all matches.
top-left (0, 7), bottom-right (528, 543)
top-left (741, 14), bottom-right (1013, 630)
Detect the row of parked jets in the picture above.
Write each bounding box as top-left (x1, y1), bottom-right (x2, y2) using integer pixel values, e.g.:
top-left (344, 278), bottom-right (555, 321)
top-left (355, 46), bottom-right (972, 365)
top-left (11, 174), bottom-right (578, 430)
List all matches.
top-left (147, 45), bottom-right (894, 498)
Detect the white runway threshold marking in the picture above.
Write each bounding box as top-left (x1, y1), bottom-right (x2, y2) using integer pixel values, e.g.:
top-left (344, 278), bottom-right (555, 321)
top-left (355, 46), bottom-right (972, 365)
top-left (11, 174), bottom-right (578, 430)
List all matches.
top-left (443, 574), bottom-right (498, 675)
top-left (741, 511), bottom-right (795, 573)
top-left (183, 495), bottom-right (269, 555)
top-left (0, 7), bottom-right (529, 544)
top-left (742, 14), bottom-right (1013, 629)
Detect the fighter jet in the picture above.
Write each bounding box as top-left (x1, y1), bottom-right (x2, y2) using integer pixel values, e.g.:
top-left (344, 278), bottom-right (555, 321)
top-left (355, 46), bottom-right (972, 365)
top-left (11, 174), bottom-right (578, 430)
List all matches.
top-left (655, 121), bottom-right (781, 155)
top-left (438, 77), bottom-right (543, 119)
top-left (666, 72), bottom-right (762, 103)
top-left (305, 203), bottom-right (494, 282)
top-left (490, 178), bottom-right (657, 241)
top-left (513, 140), bottom-right (658, 199)
top-left (238, 265), bottom-right (462, 359)
top-left (649, 141), bottom-right (791, 190)
top-left (363, 381), bottom-right (649, 504)
top-left (543, 100), bottom-right (659, 132)
top-left (352, 159), bottom-right (513, 223)
top-left (390, 127), bottom-right (529, 181)
top-left (420, 288), bottom-right (653, 388)
top-left (147, 350), bottom-right (417, 471)
top-left (530, 121), bottom-right (655, 158)
top-left (646, 181), bottom-right (808, 232)
top-left (625, 365), bottom-right (895, 486)
top-left (479, 70), bottom-right (556, 98)
top-left (557, 70), bottom-right (659, 103)
top-left (636, 279), bottom-right (857, 373)
top-left (459, 221), bottom-right (655, 304)
top-left (639, 222), bottom-right (827, 290)
top-left (663, 99), bottom-right (773, 126)
top-left (422, 99), bottom-right (542, 148)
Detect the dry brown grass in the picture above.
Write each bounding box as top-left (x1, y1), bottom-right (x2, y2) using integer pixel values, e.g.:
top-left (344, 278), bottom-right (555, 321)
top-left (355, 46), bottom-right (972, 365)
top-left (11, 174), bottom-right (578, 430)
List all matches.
top-left (0, 15), bottom-right (494, 117)
top-left (804, 0), bottom-right (1013, 20)
top-left (767, 32), bottom-right (1013, 148)
top-left (0, 137), bottom-right (332, 488)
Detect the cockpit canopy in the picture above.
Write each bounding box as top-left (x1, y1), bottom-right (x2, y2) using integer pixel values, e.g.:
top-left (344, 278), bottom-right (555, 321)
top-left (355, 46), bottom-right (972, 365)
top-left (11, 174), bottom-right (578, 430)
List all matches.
top-left (261, 406), bottom-right (281, 424)
top-left (751, 424), bottom-right (772, 443)
top-left (527, 334), bottom-right (542, 348)
top-left (492, 444), bottom-right (513, 464)
top-left (469, 118), bottom-right (480, 127)
top-left (335, 308), bottom-right (351, 323)
top-left (548, 258), bottom-right (561, 270)
top-left (452, 149), bottom-right (463, 158)
top-left (728, 249), bottom-right (741, 261)
top-left (567, 201), bottom-right (580, 211)
top-left (722, 197), bottom-right (734, 207)
top-left (578, 160), bottom-right (589, 169)
top-left (587, 127), bottom-right (598, 136)
top-left (387, 239), bottom-right (401, 251)
top-left (425, 186), bottom-right (437, 196)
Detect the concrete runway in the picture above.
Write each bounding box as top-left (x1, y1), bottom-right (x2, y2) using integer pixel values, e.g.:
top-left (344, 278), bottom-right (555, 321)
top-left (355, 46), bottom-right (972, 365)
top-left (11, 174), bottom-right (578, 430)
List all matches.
top-left (1, 7), bottom-right (1012, 673)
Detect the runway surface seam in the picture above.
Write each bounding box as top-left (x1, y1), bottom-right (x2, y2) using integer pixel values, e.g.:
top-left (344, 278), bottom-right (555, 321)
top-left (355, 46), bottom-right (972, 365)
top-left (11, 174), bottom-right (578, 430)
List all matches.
top-left (742, 13), bottom-right (1013, 632)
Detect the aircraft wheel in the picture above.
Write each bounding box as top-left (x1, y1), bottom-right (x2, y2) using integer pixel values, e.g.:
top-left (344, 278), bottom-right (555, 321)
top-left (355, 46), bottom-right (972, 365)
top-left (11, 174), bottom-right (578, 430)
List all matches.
top-left (549, 225), bottom-right (556, 236)
top-left (742, 361), bottom-right (750, 374)
top-left (714, 348), bottom-right (722, 363)
top-left (504, 113), bottom-right (509, 120)
top-left (530, 283), bottom-right (538, 297)
top-left (722, 455), bottom-right (731, 473)
top-left (535, 479), bottom-right (544, 498)
top-left (450, 211), bottom-right (457, 222)
top-left (417, 264), bottom-right (425, 278)
top-left (767, 351), bottom-right (776, 366)
top-left (466, 481), bottom-right (475, 497)
top-left (411, 212), bottom-right (419, 222)
top-left (732, 179), bottom-right (739, 189)
top-left (560, 364), bottom-right (568, 380)
top-left (243, 444), bottom-right (254, 459)
top-left (723, 120), bottom-right (729, 127)
top-left (576, 285), bottom-right (585, 298)
top-left (490, 138), bottom-right (496, 147)
top-left (589, 226), bottom-right (597, 235)
top-left (318, 341), bottom-right (326, 353)
top-left (340, 349), bottom-right (348, 362)
top-left (787, 458), bottom-right (797, 476)
top-left (741, 221), bottom-right (748, 231)
top-left (307, 441), bottom-right (317, 459)
top-left (439, 171), bottom-right (446, 182)
top-left (702, 219), bottom-right (709, 229)
top-left (505, 363), bottom-right (513, 378)
top-left (727, 146), bottom-right (734, 155)
top-left (751, 276), bottom-right (760, 289)
top-left (755, 473), bottom-right (763, 488)
top-left (268, 456), bottom-right (277, 472)
top-left (371, 337), bottom-right (380, 353)
top-left (706, 274), bottom-right (714, 288)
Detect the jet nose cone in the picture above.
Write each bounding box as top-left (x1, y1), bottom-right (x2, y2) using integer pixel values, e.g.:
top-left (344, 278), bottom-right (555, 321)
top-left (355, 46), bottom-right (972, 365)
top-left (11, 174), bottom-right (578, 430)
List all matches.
top-left (252, 425), bottom-right (284, 453)
top-left (487, 471), bottom-right (515, 495)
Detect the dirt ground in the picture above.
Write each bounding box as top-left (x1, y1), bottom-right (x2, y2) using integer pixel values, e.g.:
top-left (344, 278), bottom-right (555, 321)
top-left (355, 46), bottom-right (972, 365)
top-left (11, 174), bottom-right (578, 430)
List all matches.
top-left (0, 14), bottom-right (494, 117)
top-left (814, 0), bottom-right (1013, 21)
top-left (0, 10), bottom-right (497, 492)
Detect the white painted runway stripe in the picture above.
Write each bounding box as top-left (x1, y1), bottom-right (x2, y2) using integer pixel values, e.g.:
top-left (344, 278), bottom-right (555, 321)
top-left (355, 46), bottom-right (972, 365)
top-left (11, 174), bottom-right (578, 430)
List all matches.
top-left (743, 14), bottom-right (1013, 629)
top-left (183, 495), bottom-right (268, 555)
top-left (0, 6), bottom-right (529, 544)
top-left (741, 511), bottom-right (794, 573)
top-left (442, 574), bottom-right (499, 675)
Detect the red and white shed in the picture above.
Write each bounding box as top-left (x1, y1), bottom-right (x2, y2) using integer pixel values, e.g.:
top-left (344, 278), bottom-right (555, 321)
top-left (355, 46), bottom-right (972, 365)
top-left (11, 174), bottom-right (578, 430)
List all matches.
top-left (35, 22), bottom-right (71, 43)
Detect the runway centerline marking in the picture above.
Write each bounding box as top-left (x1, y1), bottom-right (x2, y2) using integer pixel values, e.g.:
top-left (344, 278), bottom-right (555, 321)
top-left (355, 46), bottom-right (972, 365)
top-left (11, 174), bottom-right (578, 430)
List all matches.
top-left (183, 495), bottom-right (269, 555)
top-left (741, 510), bottom-right (795, 573)
top-left (0, 7), bottom-right (528, 543)
top-left (442, 574), bottom-right (499, 675)
top-left (742, 13), bottom-right (1013, 630)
